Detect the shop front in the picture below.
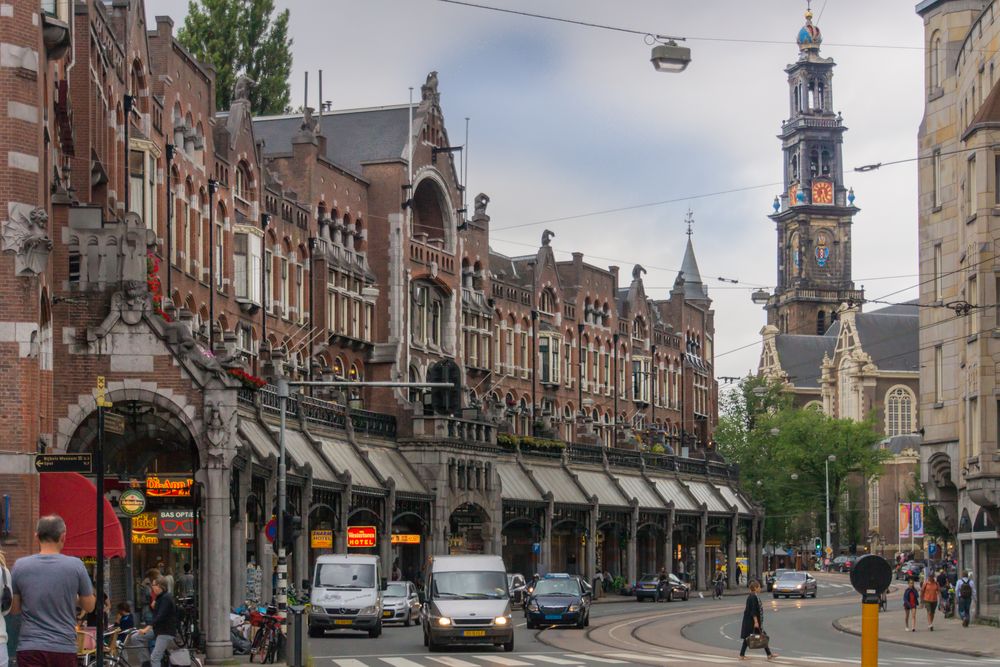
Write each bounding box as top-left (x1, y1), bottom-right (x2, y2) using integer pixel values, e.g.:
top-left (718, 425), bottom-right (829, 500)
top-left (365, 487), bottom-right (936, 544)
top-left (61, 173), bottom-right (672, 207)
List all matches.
top-left (448, 502), bottom-right (489, 554)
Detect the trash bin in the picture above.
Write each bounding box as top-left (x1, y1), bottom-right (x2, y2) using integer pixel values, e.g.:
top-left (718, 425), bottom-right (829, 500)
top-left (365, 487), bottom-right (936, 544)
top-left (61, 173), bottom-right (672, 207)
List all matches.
top-left (287, 606), bottom-right (305, 667)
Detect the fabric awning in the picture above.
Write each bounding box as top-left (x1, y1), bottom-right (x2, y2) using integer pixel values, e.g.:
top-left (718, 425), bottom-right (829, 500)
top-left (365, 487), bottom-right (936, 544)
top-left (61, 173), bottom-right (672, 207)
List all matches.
top-left (269, 427), bottom-right (337, 482)
top-left (649, 476), bottom-right (698, 512)
top-left (39, 473), bottom-right (126, 559)
top-left (238, 419), bottom-right (279, 463)
top-left (530, 464), bottom-right (588, 505)
top-left (497, 462), bottom-right (542, 502)
top-left (575, 470), bottom-right (628, 507)
top-left (618, 474), bottom-right (665, 509)
top-left (717, 485), bottom-right (752, 514)
top-left (365, 447), bottom-right (427, 494)
top-left (685, 480), bottom-right (729, 513)
top-left (315, 436), bottom-right (382, 490)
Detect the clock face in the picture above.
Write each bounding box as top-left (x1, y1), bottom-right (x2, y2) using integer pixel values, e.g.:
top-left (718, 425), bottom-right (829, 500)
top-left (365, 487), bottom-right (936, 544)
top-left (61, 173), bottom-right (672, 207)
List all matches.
top-left (812, 180), bottom-right (834, 205)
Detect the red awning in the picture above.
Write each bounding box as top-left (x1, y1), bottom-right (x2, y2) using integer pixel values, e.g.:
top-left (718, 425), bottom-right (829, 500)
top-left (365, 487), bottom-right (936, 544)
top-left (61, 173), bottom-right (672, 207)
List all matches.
top-left (39, 472), bottom-right (126, 559)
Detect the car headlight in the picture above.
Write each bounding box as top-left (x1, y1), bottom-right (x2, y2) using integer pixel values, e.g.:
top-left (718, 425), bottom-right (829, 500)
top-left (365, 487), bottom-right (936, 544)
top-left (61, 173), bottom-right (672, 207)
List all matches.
top-left (796, 584), bottom-right (804, 590)
top-left (527, 602), bottom-right (539, 612)
top-left (359, 605), bottom-right (378, 616)
top-left (436, 617), bottom-right (452, 626)
top-left (568, 604), bottom-right (580, 612)
top-left (494, 616), bottom-right (509, 625)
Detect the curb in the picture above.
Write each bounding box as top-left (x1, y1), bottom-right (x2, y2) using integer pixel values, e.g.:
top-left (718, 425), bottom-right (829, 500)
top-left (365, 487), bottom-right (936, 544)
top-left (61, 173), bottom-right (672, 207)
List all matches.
top-left (831, 616), bottom-right (993, 658)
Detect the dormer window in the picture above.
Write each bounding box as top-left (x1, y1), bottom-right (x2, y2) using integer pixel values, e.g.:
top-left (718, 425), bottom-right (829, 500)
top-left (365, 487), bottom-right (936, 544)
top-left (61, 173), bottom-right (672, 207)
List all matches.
top-left (539, 288), bottom-right (557, 315)
top-left (234, 162), bottom-right (252, 203)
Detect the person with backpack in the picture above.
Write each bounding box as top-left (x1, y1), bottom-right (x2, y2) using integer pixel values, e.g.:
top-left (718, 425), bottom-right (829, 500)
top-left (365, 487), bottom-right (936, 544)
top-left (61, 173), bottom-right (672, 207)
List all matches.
top-left (0, 549), bottom-right (12, 667)
top-left (903, 578), bottom-right (920, 632)
top-left (956, 570), bottom-right (976, 627)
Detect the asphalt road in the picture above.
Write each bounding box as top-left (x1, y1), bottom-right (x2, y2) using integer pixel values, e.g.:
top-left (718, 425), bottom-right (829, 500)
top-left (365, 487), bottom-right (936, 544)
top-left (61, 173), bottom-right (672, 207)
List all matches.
top-left (303, 573), bottom-right (998, 666)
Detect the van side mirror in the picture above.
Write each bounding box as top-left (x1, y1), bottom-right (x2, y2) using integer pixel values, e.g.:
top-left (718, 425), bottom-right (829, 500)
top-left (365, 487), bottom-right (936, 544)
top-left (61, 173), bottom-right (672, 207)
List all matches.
top-left (381, 577), bottom-right (388, 591)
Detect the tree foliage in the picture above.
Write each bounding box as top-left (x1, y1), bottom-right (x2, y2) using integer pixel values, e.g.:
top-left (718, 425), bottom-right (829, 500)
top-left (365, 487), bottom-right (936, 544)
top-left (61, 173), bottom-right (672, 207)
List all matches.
top-left (178, 0), bottom-right (293, 115)
top-left (717, 376), bottom-right (890, 551)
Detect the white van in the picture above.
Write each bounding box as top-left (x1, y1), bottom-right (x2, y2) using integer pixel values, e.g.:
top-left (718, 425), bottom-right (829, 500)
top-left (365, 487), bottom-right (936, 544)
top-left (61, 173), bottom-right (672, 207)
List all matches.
top-left (309, 554), bottom-right (385, 638)
top-left (421, 554), bottom-right (514, 652)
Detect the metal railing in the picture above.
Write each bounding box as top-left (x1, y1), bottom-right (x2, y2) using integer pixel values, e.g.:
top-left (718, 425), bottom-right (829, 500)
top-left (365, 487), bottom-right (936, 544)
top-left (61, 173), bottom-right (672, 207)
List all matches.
top-left (246, 385), bottom-right (397, 439)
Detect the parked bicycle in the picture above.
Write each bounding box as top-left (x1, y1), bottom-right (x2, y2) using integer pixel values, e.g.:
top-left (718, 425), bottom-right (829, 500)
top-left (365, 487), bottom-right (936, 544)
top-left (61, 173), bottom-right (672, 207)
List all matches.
top-left (248, 604), bottom-right (284, 664)
top-left (175, 595), bottom-right (201, 650)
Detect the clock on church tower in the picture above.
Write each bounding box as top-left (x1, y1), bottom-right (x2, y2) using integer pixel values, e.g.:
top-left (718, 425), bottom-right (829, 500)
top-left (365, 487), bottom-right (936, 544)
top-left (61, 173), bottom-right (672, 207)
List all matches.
top-left (760, 6), bottom-right (863, 335)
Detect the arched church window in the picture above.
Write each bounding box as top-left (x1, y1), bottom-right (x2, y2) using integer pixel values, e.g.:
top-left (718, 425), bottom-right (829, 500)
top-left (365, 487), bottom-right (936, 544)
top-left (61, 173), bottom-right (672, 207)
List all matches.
top-left (821, 149), bottom-right (832, 176)
top-left (885, 386), bottom-right (915, 437)
top-left (816, 81), bottom-right (825, 111)
top-left (790, 155), bottom-right (799, 181)
top-left (930, 33), bottom-right (942, 88)
top-left (810, 149), bottom-right (819, 177)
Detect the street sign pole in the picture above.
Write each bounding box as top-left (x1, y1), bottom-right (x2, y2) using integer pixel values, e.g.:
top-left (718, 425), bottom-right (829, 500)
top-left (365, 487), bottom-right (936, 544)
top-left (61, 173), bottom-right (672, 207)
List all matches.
top-left (95, 377), bottom-right (111, 667)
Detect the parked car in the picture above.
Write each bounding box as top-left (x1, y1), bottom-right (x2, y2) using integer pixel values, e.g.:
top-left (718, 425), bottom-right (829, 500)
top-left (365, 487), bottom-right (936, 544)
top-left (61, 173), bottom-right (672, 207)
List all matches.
top-left (897, 561), bottom-right (924, 581)
top-left (524, 573), bottom-right (592, 629)
top-left (507, 574), bottom-right (527, 607)
top-left (772, 571), bottom-right (817, 599)
top-left (766, 568), bottom-right (793, 592)
top-left (634, 573), bottom-right (690, 602)
top-left (382, 580), bottom-right (421, 626)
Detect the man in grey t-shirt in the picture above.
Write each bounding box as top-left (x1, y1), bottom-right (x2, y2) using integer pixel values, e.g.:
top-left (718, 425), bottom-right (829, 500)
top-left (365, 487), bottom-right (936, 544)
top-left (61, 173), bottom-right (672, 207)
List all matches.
top-left (11, 515), bottom-right (95, 667)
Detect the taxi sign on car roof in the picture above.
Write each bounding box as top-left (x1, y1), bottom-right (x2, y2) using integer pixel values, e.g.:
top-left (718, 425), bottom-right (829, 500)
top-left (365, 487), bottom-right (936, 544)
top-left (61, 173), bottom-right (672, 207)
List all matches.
top-left (544, 573), bottom-right (571, 578)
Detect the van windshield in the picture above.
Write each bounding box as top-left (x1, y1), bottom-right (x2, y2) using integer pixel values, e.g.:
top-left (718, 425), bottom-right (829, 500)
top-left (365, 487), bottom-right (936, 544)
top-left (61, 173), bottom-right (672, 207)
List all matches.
top-left (315, 563), bottom-right (375, 589)
top-left (432, 571), bottom-right (508, 600)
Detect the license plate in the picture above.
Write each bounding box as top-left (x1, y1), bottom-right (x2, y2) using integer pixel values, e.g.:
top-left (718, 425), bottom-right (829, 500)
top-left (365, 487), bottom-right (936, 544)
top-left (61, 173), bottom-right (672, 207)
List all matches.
top-left (463, 630), bottom-right (486, 637)
top-left (545, 614), bottom-right (562, 620)
top-left (334, 619), bottom-right (353, 625)
top-left (383, 611), bottom-right (392, 618)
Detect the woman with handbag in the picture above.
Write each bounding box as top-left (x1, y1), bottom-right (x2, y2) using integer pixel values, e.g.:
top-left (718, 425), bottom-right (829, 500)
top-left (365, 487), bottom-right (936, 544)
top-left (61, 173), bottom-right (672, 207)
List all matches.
top-left (740, 580), bottom-right (777, 661)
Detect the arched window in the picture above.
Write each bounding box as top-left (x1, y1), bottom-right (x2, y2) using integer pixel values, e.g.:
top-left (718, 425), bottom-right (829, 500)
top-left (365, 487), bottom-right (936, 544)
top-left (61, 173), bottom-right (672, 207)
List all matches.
top-left (885, 386), bottom-right (915, 437)
top-left (838, 357), bottom-right (854, 419)
top-left (539, 288), bottom-right (557, 314)
top-left (817, 310), bottom-right (826, 335)
top-left (930, 32), bottom-right (942, 89)
top-left (234, 162), bottom-right (252, 202)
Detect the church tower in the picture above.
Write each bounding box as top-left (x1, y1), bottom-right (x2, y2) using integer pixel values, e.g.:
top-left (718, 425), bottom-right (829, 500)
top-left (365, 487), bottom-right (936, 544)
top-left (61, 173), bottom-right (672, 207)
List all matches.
top-left (764, 7), bottom-right (863, 335)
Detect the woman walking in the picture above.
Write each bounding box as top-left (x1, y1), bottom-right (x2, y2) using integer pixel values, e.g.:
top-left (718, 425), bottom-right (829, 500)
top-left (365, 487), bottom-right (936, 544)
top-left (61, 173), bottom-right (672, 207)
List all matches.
top-left (921, 574), bottom-right (940, 631)
top-left (739, 580), bottom-right (776, 661)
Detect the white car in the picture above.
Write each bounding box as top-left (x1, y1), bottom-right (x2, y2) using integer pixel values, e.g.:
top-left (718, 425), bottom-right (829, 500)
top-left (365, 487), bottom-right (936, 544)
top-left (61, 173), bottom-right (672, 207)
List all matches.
top-left (382, 580), bottom-right (421, 626)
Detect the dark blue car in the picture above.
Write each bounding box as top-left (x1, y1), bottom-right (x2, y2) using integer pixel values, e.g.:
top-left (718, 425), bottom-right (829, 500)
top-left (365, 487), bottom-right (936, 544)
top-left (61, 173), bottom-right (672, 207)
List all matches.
top-left (524, 574), bottom-right (591, 629)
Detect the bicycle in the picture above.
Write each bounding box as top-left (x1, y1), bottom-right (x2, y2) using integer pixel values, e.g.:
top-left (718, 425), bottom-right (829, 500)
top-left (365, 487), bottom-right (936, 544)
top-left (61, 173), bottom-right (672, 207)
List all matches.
top-left (175, 595), bottom-right (201, 650)
top-left (249, 605), bottom-right (284, 664)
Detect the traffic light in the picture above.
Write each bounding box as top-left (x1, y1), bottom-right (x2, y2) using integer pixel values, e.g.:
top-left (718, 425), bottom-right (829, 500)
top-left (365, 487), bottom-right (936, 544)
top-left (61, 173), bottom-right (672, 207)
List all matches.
top-left (428, 359), bottom-right (462, 415)
top-left (814, 537), bottom-right (822, 552)
top-left (282, 511), bottom-right (302, 549)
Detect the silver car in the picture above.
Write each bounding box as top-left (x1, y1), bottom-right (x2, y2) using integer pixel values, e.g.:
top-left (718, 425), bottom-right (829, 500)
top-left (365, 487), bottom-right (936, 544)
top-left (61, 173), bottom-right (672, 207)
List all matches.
top-left (382, 580), bottom-right (421, 626)
top-left (772, 571), bottom-right (817, 599)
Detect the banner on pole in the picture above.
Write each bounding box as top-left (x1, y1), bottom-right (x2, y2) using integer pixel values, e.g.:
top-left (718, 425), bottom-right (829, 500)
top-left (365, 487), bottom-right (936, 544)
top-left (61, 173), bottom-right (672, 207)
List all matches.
top-left (898, 503), bottom-right (911, 538)
top-left (912, 502), bottom-right (924, 538)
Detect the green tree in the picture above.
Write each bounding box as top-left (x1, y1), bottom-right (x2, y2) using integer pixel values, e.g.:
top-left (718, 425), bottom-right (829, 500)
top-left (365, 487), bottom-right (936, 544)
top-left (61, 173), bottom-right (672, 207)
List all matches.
top-left (178, 0), bottom-right (292, 115)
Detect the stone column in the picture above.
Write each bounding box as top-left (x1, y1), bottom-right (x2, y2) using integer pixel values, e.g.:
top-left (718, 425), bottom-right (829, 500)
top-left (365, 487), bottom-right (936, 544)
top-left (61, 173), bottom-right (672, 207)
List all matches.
top-left (728, 512), bottom-right (738, 589)
top-left (627, 502), bottom-right (639, 587)
top-left (382, 481), bottom-right (397, 571)
top-left (336, 481), bottom-right (352, 552)
top-left (586, 501), bottom-right (598, 582)
top-left (696, 510), bottom-right (708, 591)
top-left (664, 507), bottom-right (675, 576)
top-left (202, 465), bottom-right (234, 660)
top-left (542, 496), bottom-right (554, 574)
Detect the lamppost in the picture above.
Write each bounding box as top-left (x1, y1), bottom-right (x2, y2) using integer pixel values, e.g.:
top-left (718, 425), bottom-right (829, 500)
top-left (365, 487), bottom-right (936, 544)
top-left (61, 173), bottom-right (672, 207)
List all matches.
top-left (825, 454), bottom-right (837, 563)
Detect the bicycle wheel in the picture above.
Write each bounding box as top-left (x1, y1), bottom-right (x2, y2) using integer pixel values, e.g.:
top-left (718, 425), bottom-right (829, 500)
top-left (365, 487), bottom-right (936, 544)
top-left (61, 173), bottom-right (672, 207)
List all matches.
top-left (251, 626), bottom-right (271, 664)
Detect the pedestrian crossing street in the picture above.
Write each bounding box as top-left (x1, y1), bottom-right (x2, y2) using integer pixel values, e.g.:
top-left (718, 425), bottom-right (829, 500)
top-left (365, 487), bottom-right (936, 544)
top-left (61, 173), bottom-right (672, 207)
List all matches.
top-left (315, 652), bottom-right (1000, 667)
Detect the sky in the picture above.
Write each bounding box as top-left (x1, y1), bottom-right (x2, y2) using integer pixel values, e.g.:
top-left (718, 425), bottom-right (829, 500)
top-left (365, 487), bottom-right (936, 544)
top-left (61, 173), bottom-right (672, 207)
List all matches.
top-left (146, 0), bottom-right (926, 384)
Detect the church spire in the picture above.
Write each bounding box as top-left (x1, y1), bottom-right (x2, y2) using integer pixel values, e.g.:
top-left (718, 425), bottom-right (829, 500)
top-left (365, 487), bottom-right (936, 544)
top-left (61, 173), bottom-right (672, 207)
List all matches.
top-left (677, 211), bottom-right (708, 302)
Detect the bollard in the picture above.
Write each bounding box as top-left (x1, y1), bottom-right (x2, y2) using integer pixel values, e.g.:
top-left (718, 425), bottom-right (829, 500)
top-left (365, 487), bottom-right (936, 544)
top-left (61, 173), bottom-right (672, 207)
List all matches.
top-left (849, 555), bottom-right (892, 667)
top-left (288, 605), bottom-right (306, 667)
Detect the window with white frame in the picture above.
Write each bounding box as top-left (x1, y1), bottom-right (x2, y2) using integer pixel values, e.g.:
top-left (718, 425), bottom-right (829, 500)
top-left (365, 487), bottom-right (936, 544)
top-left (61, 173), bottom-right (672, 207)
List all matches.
top-left (296, 264), bottom-right (306, 323)
top-left (539, 288), bottom-right (557, 314)
top-left (632, 356), bottom-right (651, 403)
top-left (265, 250), bottom-right (273, 306)
top-left (128, 142), bottom-right (159, 231)
top-left (233, 230), bottom-right (262, 303)
top-left (885, 386), bottom-right (915, 437)
top-left (868, 478), bottom-right (879, 529)
top-left (280, 258), bottom-right (289, 317)
top-left (215, 221), bottom-right (224, 289)
top-left (410, 283), bottom-right (444, 347)
top-left (234, 163), bottom-right (252, 203)
top-left (539, 333), bottom-right (562, 384)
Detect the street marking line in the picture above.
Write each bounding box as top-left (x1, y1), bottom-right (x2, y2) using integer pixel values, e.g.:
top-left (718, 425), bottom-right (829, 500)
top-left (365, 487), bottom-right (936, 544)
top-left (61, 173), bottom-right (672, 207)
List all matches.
top-left (565, 655), bottom-right (627, 664)
top-left (520, 657), bottom-right (583, 665)
top-left (380, 659), bottom-right (427, 667)
top-left (427, 657), bottom-right (480, 667)
top-left (605, 654), bottom-right (679, 664)
top-left (332, 661), bottom-right (369, 667)
top-left (475, 658), bottom-right (533, 666)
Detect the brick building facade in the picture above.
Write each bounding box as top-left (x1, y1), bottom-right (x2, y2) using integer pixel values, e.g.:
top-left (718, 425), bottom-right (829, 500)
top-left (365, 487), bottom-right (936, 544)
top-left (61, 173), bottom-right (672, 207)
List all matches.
top-left (0, 1), bottom-right (754, 658)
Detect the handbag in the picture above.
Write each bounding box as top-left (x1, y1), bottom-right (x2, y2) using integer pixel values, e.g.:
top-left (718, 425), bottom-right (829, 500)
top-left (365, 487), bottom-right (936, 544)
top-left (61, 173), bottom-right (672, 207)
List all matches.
top-left (746, 631), bottom-right (770, 650)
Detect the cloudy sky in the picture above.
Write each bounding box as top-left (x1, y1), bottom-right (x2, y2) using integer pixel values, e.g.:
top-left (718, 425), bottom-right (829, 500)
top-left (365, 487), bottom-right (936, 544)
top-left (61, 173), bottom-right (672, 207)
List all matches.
top-left (147, 0), bottom-right (925, 382)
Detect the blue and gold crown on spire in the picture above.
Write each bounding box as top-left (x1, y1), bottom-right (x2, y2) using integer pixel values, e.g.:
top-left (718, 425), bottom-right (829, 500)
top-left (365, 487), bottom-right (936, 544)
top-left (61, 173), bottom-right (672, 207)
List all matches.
top-left (797, 8), bottom-right (822, 52)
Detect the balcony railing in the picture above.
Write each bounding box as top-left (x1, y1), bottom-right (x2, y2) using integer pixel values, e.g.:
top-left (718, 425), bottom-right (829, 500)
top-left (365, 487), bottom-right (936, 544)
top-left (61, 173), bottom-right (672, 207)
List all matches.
top-left (245, 385), bottom-right (397, 439)
top-left (411, 415), bottom-right (495, 446)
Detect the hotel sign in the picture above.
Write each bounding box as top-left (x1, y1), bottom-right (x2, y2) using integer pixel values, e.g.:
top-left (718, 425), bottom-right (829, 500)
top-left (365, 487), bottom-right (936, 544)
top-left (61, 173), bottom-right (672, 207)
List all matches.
top-left (131, 512), bottom-right (159, 545)
top-left (347, 526), bottom-right (376, 548)
top-left (146, 476), bottom-right (193, 498)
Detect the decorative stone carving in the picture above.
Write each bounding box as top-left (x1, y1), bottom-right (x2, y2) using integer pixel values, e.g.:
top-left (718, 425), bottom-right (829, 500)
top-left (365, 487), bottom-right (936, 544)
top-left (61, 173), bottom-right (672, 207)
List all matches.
top-left (421, 71), bottom-right (439, 104)
top-left (474, 193), bottom-right (490, 217)
top-left (204, 399), bottom-right (238, 469)
top-left (632, 264), bottom-right (646, 281)
top-left (300, 106), bottom-right (318, 135)
top-left (233, 75), bottom-right (255, 102)
top-left (541, 229), bottom-right (555, 246)
top-left (2, 203), bottom-right (52, 276)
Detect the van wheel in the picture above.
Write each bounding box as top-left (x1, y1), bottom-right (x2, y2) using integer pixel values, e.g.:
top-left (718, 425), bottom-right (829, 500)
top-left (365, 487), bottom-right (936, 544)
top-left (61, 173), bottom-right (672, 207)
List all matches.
top-left (369, 622), bottom-right (382, 638)
top-left (503, 639), bottom-right (514, 652)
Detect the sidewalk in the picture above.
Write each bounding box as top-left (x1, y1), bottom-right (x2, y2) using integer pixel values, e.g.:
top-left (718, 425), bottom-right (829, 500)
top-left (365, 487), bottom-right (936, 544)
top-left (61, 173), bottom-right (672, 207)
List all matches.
top-left (834, 607), bottom-right (1000, 657)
